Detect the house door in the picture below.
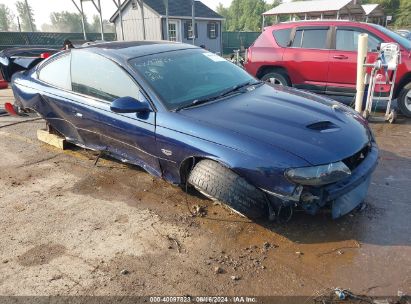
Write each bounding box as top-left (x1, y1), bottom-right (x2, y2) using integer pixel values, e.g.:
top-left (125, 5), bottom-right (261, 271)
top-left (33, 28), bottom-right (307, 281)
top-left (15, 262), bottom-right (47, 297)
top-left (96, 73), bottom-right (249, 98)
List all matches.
top-left (168, 21), bottom-right (181, 42)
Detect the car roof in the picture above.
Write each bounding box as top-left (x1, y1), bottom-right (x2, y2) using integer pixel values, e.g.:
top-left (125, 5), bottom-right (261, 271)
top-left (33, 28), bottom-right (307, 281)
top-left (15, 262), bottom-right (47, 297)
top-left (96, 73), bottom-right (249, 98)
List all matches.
top-left (78, 41), bottom-right (198, 61)
top-left (265, 20), bottom-right (373, 30)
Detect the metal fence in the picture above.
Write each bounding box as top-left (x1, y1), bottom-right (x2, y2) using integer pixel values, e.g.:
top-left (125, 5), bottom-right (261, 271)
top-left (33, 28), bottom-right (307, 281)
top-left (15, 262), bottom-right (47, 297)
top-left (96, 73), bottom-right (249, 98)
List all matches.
top-left (0, 32), bottom-right (116, 50)
top-left (0, 31), bottom-right (259, 55)
top-left (222, 31), bottom-right (260, 55)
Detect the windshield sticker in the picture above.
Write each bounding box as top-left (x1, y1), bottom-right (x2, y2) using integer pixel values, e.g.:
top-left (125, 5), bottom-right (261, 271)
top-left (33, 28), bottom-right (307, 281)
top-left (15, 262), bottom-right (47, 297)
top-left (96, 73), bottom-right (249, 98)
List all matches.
top-left (203, 53), bottom-right (226, 62)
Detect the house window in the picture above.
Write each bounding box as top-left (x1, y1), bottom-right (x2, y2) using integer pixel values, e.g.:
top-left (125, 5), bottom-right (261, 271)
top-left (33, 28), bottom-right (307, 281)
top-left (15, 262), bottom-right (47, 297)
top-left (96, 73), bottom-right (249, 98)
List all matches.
top-left (207, 22), bottom-right (218, 39)
top-left (168, 22), bottom-right (177, 41)
top-left (184, 21), bottom-right (197, 39)
top-left (188, 23), bottom-right (194, 39)
top-left (209, 23), bottom-right (216, 38)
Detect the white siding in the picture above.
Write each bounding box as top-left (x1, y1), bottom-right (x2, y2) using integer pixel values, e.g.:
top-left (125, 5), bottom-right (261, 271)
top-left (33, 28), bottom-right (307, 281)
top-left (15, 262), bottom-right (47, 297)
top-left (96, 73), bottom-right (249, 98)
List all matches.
top-left (114, 2), bottom-right (162, 41)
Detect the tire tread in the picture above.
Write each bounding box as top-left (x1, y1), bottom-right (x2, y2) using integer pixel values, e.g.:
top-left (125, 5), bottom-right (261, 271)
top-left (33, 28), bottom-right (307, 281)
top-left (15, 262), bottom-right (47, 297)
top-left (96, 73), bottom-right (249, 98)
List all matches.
top-left (188, 160), bottom-right (268, 219)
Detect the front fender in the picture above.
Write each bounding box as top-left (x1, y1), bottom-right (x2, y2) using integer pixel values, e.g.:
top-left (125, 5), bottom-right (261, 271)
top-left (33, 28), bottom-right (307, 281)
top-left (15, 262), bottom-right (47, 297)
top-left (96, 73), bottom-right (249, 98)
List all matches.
top-left (155, 112), bottom-right (306, 196)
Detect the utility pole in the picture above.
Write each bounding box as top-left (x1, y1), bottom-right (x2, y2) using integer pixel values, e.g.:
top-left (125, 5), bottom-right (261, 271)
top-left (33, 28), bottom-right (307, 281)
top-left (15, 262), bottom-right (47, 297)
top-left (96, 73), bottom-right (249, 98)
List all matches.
top-left (191, 0), bottom-right (195, 45)
top-left (24, 0), bottom-right (34, 31)
top-left (71, 0), bottom-right (87, 40)
top-left (90, 0), bottom-right (104, 40)
top-left (139, 0), bottom-right (146, 40)
top-left (164, 0), bottom-right (169, 40)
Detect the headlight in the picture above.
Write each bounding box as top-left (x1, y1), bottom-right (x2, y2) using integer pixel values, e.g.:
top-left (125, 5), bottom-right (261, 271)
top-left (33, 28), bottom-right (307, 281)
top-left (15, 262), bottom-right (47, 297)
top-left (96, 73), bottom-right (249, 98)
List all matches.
top-left (285, 161), bottom-right (351, 186)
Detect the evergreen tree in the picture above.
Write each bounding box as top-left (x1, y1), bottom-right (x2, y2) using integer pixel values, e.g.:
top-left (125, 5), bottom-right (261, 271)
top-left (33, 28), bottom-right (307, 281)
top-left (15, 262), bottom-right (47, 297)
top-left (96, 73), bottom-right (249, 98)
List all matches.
top-left (15, 0), bottom-right (36, 31)
top-left (0, 4), bottom-right (15, 31)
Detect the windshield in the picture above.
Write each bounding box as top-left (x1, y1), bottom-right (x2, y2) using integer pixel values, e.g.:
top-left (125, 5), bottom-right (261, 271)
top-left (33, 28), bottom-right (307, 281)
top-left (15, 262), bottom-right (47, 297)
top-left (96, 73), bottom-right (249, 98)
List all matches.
top-left (369, 24), bottom-right (411, 50)
top-left (129, 49), bottom-right (257, 110)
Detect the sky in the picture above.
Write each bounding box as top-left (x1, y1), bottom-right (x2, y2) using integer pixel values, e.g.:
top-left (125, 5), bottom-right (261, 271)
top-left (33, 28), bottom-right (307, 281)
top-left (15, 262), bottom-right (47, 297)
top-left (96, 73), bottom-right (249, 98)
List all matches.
top-left (1, 0), bottom-right (233, 27)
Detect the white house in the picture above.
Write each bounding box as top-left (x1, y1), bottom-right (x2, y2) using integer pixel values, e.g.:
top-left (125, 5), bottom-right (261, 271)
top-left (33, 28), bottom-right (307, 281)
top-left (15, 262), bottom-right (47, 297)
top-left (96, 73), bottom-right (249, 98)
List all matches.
top-left (110, 0), bottom-right (224, 54)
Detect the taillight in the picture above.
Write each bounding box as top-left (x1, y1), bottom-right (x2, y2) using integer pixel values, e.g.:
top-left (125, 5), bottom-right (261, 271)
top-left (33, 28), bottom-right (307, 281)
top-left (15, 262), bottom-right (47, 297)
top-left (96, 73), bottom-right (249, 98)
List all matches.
top-left (245, 48), bottom-right (252, 64)
top-left (40, 52), bottom-right (51, 59)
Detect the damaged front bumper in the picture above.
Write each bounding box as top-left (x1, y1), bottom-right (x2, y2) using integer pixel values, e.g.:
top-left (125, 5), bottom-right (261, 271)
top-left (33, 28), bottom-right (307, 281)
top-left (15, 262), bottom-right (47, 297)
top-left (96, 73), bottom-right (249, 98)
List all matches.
top-left (264, 142), bottom-right (379, 219)
top-left (302, 142), bottom-right (378, 218)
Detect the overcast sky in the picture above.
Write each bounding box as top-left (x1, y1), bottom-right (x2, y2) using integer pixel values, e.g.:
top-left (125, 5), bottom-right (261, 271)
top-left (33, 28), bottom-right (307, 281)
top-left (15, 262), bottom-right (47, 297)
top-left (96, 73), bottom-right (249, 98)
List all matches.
top-left (1, 0), bottom-right (233, 27)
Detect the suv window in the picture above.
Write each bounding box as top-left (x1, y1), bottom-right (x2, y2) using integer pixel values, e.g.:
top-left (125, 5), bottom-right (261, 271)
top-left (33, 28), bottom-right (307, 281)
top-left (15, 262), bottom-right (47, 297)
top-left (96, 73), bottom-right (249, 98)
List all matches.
top-left (38, 54), bottom-right (71, 90)
top-left (336, 29), bottom-right (381, 52)
top-left (273, 28), bottom-right (291, 47)
top-left (291, 28), bottom-right (328, 49)
top-left (71, 50), bottom-right (141, 102)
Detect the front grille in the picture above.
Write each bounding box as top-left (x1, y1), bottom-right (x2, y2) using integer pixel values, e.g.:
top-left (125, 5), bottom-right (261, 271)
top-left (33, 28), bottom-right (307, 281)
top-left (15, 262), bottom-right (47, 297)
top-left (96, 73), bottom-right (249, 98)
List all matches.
top-left (342, 144), bottom-right (371, 171)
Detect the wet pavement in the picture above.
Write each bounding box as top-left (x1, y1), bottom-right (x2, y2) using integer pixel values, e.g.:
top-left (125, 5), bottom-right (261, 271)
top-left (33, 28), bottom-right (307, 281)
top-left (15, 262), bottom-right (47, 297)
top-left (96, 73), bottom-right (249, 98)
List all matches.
top-left (0, 88), bottom-right (410, 298)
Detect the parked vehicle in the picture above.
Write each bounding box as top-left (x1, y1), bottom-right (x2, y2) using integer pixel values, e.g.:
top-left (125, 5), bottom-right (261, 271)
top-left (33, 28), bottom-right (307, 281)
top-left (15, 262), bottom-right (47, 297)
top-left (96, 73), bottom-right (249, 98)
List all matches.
top-left (0, 75), bottom-right (7, 89)
top-left (244, 21), bottom-right (411, 117)
top-left (1, 42), bottom-right (378, 221)
top-left (0, 47), bottom-right (58, 82)
top-left (396, 29), bottom-right (411, 40)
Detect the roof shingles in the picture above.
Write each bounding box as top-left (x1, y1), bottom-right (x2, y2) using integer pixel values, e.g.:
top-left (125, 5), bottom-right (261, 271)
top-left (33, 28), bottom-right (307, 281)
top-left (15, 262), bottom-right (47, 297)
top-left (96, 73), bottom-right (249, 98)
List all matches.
top-left (111, 0), bottom-right (223, 21)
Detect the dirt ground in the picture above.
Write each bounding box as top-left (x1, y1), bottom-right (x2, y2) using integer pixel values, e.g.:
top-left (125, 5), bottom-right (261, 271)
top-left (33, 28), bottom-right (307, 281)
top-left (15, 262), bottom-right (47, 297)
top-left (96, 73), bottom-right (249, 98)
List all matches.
top-left (0, 87), bottom-right (410, 299)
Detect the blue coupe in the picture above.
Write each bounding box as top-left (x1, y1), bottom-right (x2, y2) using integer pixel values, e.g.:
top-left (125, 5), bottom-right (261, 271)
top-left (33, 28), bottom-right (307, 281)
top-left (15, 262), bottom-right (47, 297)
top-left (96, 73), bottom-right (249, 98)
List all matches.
top-left (3, 41), bottom-right (378, 221)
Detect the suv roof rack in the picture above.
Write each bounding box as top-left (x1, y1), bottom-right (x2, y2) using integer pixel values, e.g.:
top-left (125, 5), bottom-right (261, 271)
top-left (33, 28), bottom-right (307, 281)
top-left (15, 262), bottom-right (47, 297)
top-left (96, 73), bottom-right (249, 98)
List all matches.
top-left (279, 19), bottom-right (353, 23)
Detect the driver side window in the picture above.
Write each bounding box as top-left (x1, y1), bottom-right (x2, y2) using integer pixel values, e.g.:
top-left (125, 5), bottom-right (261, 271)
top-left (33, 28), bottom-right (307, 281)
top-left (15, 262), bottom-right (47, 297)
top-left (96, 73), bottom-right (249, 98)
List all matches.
top-left (71, 50), bottom-right (144, 102)
top-left (336, 28), bottom-right (382, 52)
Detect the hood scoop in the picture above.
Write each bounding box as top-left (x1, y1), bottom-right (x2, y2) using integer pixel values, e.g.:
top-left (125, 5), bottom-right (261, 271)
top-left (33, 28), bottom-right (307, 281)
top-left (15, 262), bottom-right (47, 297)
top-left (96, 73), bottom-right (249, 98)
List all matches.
top-left (306, 121), bottom-right (340, 133)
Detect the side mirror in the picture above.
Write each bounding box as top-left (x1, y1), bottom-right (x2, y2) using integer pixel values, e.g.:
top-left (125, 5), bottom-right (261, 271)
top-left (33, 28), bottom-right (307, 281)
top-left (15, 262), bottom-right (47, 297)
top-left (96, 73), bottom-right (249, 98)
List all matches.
top-left (110, 96), bottom-right (151, 113)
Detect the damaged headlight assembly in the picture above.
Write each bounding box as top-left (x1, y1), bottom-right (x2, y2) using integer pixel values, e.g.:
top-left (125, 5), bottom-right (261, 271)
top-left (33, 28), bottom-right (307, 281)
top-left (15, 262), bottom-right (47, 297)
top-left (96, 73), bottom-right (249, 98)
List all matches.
top-left (285, 161), bottom-right (351, 186)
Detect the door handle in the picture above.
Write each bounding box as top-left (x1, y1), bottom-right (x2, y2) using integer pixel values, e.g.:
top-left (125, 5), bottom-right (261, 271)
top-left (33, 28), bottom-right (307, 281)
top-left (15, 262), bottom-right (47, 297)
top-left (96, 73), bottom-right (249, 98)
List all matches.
top-left (333, 55), bottom-right (348, 60)
top-left (75, 112), bottom-right (83, 118)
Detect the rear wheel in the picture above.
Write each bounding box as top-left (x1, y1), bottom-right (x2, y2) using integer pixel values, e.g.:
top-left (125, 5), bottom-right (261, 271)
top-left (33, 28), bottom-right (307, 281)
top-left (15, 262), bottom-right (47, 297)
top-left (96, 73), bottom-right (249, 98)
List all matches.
top-left (261, 70), bottom-right (291, 86)
top-left (397, 82), bottom-right (411, 118)
top-left (187, 159), bottom-right (268, 219)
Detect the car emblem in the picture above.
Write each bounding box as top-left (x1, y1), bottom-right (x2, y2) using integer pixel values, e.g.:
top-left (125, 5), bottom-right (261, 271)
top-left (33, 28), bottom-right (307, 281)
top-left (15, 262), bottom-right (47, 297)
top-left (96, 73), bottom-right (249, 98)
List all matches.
top-left (161, 149), bottom-right (172, 156)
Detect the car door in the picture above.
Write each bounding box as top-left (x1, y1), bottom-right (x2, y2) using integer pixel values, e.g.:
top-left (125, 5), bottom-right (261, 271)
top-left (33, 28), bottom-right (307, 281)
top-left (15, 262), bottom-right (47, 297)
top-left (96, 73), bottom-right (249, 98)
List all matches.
top-left (36, 52), bottom-right (87, 146)
top-left (68, 50), bottom-right (161, 176)
top-left (283, 26), bottom-right (332, 94)
top-left (326, 26), bottom-right (382, 96)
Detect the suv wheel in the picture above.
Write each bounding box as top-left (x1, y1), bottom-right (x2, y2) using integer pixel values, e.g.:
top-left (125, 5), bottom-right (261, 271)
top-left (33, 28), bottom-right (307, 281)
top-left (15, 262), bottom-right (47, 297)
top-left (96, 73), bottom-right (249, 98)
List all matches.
top-left (261, 71), bottom-right (291, 86)
top-left (398, 82), bottom-right (411, 118)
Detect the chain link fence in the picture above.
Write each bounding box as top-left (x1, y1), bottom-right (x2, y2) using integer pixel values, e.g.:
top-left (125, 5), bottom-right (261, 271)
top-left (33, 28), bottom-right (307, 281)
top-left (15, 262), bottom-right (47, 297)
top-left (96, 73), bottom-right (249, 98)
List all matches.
top-left (0, 32), bottom-right (116, 50)
top-left (222, 31), bottom-right (260, 55)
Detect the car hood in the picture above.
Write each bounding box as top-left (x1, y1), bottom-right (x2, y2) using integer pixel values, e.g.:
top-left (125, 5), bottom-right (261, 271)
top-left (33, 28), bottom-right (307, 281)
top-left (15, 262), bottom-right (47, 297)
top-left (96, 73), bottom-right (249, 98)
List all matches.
top-left (179, 84), bottom-right (371, 166)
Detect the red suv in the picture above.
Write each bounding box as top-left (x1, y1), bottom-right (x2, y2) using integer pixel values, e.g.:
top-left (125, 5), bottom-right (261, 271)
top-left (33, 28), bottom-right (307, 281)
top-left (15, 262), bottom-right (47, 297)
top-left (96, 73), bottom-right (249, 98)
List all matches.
top-left (244, 21), bottom-right (411, 117)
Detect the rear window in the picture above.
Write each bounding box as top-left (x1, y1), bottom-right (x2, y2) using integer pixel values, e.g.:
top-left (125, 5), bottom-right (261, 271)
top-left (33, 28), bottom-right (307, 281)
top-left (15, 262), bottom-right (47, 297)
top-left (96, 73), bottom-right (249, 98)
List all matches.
top-left (38, 54), bottom-right (71, 90)
top-left (291, 28), bottom-right (329, 49)
top-left (273, 28), bottom-right (291, 47)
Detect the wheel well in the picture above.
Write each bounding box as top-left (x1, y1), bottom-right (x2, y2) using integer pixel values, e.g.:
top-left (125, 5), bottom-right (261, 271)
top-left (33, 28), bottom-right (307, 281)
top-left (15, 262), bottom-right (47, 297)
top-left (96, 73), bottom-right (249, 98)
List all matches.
top-left (179, 156), bottom-right (204, 185)
top-left (256, 65), bottom-right (289, 80)
top-left (395, 72), bottom-right (411, 98)
top-left (179, 156), bottom-right (232, 185)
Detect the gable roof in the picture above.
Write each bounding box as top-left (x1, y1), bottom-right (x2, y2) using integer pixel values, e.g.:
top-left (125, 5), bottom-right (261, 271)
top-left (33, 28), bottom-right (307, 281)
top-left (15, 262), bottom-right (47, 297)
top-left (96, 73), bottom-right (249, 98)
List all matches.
top-left (263, 0), bottom-right (363, 16)
top-left (362, 4), bottom-right (383, 16)
top-left (110, 0), bottom-right (223, 22)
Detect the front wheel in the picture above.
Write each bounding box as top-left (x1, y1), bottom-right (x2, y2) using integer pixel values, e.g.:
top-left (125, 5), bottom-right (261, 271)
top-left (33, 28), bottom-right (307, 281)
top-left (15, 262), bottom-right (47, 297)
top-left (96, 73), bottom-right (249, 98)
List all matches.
top-left (261, 71), bottom-right (291, 86)
top-left (397, 83), bottom-right (411, 118)
top-left (188, 160), bottom-right (268, 219)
